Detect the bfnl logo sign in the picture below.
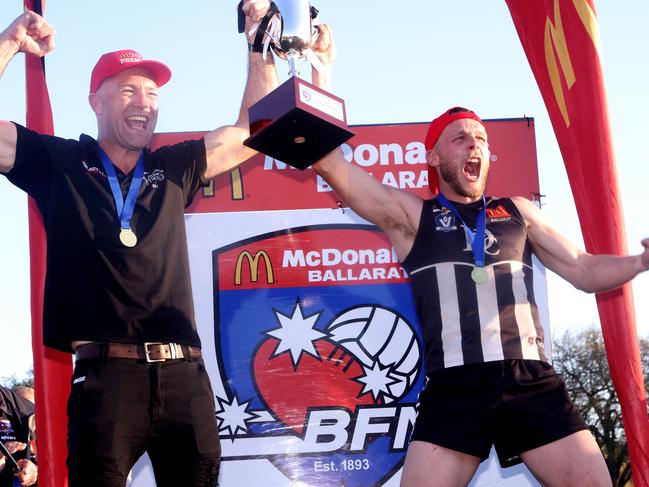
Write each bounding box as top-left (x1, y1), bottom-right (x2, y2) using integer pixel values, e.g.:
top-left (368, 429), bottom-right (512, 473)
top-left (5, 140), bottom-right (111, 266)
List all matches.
top-left (211, 226), bottom-right (424, 486)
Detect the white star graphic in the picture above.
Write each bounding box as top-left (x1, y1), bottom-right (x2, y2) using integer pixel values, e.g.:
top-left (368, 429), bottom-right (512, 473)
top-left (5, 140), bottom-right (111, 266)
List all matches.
top-left (216, 395), bottom-right (254, 437)
top-left (357, 362), bottom-right (397, 401)
top-left (266, 301), bottom-right (326, 366)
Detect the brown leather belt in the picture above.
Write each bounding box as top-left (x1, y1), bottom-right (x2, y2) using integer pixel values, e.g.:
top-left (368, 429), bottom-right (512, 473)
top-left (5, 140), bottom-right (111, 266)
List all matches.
top-left (74, 342), bottom-right (202, 363)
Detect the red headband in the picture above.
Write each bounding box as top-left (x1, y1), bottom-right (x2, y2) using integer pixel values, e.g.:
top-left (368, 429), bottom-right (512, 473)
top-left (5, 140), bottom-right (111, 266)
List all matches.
top-left (425, 107), bottom-right (484, 193)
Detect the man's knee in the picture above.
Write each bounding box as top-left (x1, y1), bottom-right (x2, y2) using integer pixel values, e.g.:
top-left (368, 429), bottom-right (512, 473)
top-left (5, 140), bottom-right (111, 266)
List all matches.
top-left (400, 441), bottom-right (480, 487)
top-left (521, 431), bottom-right (611, 487)
top-left (190, 455), bottom-right (220, 485)
top-left (153, 454), bottom-right (220, 487)
top-left (68, 457), bottom-right (129, 487)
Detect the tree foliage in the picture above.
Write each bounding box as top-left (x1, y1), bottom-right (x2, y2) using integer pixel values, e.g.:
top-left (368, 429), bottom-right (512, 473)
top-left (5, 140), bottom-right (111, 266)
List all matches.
top-left (553, 327), bottom-right (649, 487)
top-left (0, 367), bottom-right (34, 388)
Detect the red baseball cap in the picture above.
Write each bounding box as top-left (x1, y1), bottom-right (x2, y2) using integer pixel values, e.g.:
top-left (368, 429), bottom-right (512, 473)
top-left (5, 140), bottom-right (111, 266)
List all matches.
top-left (424, 107), bottom-right (484, 193)
top-left (89, 49), bottom-right (172, 93)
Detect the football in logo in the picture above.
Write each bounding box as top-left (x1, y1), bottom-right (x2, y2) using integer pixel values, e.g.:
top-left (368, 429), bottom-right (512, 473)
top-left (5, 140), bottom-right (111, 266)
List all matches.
top-left (253, 336), bottom-right (377, 435)
top-left (327, 305), bottom-right (421, 402)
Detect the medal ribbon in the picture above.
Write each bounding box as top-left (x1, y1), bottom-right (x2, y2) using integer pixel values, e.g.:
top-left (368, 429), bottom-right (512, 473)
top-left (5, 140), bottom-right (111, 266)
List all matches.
top-left (99, 148), bottom-right (144, 232)
top-left (436, 193), bottom-right (487, 269)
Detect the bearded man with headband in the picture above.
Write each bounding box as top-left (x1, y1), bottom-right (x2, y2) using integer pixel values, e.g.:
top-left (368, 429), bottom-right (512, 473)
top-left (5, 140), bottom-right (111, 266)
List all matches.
top-left (308, 59), bottom-right (649, 487)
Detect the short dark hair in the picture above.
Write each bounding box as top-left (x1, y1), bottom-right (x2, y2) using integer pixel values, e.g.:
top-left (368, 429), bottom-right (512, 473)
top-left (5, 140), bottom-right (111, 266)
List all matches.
top-left (448, 107), bottom-right (473, 115)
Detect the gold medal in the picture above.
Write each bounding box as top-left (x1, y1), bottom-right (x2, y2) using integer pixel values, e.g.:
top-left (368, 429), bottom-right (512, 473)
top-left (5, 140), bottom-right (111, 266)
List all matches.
top-left (119, 228), bottom-right (137, 247)
top-left (471, 266), bottom-right (488, 284)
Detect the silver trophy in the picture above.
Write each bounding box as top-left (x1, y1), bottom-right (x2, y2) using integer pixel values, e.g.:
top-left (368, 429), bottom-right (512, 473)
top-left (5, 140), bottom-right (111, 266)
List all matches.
top-left (270, 0), bottom-right (315, 76)
top-left (244, 0), bottom-right (354, 169)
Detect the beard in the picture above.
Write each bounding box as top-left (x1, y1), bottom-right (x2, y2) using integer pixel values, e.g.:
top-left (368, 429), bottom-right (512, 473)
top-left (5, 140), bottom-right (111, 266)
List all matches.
top-left (438, 157), bottom-right (487, 200)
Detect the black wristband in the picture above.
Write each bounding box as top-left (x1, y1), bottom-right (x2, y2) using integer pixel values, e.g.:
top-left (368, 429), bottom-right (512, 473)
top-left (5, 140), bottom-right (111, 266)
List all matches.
top-left (248, 43), bottom-right (264, 53)
top-left (237, 1), bottom-right (245, 33)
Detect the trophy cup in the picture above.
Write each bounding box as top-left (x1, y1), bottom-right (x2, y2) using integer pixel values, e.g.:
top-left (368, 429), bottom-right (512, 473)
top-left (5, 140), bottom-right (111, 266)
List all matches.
top-left (243, 0), bottom-right (354, 169)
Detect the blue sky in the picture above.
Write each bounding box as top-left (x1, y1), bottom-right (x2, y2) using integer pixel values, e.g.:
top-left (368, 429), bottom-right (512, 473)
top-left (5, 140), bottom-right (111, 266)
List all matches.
top-left (0, 1), bottom-right (647, 379)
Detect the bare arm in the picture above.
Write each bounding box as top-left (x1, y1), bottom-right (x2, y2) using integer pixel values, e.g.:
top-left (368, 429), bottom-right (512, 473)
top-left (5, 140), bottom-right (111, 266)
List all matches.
top-left (313, 151), bottom-right (423, 259)
top-left (310, 24), bottom-right (333, 91)
top-left (202, 0), bottom-right (279, 180)
top-left (0, 9), bottom-right (55, 173)
top-left (513, 196), bottom-right (649, 293)
top-left (309, 24), bottom-right (422, 260)
top-left (0, 121), bottom-right (17, 173)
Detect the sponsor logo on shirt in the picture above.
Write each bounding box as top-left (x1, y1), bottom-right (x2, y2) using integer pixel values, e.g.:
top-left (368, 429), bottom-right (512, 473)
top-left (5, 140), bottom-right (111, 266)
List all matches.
top-left (143, 169), bottom-right (165, 189)
top-left (81, 159), bottom-right (106, 179)
top-left (486, 205), bottom-right (512, 222)
top-left (527, 336), bottom-right (545, 350)
top-left (0, 418), bottom-right (17, 442)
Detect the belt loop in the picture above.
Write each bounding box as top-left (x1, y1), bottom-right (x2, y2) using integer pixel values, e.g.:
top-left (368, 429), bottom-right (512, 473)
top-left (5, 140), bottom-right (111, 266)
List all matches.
top-left (99, 342), bottom-right (109, 363)
top-left (181, 344), bottom-right (192, 362)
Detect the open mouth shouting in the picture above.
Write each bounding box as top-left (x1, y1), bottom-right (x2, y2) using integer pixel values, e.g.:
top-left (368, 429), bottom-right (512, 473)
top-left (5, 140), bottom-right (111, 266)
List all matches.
top-left (463, 156), bottom-right (482, 181)
top-left (125, 114), bottom-right (149, 131)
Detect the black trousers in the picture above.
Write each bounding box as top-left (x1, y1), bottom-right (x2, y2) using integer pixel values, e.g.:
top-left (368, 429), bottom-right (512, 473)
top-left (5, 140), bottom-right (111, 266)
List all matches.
top-left (67, 357), bottom-right (221, 487)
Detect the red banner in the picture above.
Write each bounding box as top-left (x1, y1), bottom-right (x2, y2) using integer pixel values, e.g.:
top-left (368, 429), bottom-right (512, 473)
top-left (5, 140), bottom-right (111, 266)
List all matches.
top-left (152, 118), bottom-right (539, 214)
top-left (24, 1), bottom-right (71, 486)
top-left (505, 0), bottom-right (649, 484)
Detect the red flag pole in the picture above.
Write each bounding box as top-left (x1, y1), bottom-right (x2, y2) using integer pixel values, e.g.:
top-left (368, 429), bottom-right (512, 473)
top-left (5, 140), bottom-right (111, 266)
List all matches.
top-left (23, 1), bottom-right (72, 486)
top-left (505, 1), bottom-right (649, 485)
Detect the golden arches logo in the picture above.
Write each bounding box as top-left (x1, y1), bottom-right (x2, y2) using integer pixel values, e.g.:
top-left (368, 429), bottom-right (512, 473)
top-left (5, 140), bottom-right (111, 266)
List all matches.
top-left (544, 0), bottom-right (601, 128)
top-left (202, 168), bottom-right (244, 200)
top-left (234, 250), bottom-right (275, 285)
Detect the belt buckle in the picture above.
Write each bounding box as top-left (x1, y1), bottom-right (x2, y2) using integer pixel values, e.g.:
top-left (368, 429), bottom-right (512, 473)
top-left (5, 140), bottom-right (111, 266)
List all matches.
top-left (143, 342), bottom-right (167, 363)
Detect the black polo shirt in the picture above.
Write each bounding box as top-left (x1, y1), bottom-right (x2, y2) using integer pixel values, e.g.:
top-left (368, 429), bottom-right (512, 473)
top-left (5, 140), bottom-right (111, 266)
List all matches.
top-left (5, 123), bottom-right (208, 353)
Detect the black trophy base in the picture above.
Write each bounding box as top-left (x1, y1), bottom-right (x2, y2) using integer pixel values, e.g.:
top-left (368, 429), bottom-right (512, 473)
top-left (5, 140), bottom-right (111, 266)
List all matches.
top-left (244, 77), bottom-right (355, 170)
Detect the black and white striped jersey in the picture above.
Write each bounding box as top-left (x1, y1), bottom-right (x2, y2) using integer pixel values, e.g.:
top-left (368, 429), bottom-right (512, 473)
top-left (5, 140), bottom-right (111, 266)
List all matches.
top-left (401, 197), bottom-right (548, 374)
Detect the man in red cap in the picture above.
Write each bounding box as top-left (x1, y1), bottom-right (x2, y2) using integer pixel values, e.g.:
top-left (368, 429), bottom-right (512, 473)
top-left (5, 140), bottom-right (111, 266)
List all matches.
top-left (0, 2), bottom-right (280, 486)
top-left (309, 40), bottom-right (649, 485)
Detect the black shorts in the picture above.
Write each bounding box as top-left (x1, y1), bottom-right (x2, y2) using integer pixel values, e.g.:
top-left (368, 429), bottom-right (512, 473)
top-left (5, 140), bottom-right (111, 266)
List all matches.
top-left (410, 359), bottom-right (588, 467)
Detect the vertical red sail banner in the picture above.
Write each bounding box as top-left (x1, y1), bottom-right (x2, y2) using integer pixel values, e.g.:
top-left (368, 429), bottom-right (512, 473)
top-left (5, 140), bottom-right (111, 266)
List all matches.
top-left (24, 1), bottom-right (71, 486)
top-left (505, 0), bottom-right (649, 484)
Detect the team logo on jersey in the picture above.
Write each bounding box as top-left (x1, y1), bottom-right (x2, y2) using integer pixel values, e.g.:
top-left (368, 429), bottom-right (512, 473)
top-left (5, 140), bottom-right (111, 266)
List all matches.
top-left (211, 225), bottom-right (424, 486)
top-left (462, 228), bottom-right (501, 256)
top-left (435, 210), bottom-right (457, 232)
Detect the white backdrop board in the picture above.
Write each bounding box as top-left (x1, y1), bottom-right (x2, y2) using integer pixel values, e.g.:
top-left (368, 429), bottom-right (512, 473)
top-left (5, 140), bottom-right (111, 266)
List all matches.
top-left (128, 119), bottom-right (545, 486)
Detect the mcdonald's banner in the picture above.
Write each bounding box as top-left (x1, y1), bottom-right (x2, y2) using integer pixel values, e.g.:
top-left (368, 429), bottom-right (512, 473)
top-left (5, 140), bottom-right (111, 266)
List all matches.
top-left (23, 1), bottom-right (72, 487)
top-left (125, 119), bottom-right (544, 486)
top-left (505, 1), bottom-right (649, 484)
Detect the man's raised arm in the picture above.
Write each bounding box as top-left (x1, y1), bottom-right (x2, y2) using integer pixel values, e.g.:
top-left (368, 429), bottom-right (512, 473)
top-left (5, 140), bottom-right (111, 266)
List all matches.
top-left (309, 24), bottom-right (423, 260)
top-left (0, 9), bottom-right (55, 174)
top-left (202, 0), bottom-right (279, 180)
top-left (513, 195), bottom-right (649, 293)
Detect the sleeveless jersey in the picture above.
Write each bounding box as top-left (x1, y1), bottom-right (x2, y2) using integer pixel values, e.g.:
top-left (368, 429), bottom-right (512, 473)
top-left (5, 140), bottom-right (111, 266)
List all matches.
top-left (401, 196), bottom-right (547, 374)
